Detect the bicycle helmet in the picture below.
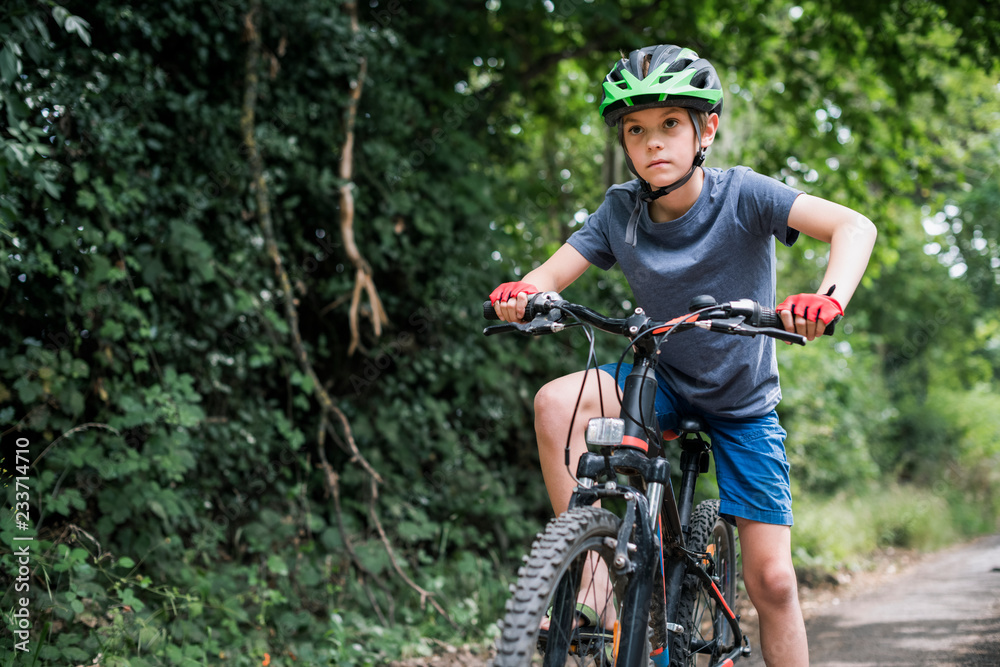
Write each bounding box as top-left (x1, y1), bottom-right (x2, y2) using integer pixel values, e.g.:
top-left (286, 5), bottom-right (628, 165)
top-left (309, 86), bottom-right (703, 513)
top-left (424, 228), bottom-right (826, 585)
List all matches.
top-left (598, 45), bottom-right (725, 244)
top-left (599, 45), bottom-right (723, 126)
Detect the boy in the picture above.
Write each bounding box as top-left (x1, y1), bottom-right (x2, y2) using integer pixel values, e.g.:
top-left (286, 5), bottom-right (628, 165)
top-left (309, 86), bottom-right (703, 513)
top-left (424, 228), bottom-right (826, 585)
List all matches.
top-left (490, 45), bottom-right (876, 665)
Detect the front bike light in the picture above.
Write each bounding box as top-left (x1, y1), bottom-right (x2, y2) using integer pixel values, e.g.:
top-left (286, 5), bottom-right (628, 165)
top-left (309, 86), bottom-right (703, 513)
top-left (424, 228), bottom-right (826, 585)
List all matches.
top-left (585, 417), bottom-right (625, 447)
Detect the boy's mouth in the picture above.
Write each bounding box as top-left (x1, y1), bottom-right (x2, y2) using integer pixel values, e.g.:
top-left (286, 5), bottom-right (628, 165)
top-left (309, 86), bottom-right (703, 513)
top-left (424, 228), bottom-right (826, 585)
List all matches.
top-left (647, 159), bottom-right (670, 168)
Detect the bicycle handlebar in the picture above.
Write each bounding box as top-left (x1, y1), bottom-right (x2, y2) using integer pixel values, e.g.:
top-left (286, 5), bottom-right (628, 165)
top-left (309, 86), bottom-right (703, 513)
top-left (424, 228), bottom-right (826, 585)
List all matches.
top-left (483, 293), bottom-right (839, 344)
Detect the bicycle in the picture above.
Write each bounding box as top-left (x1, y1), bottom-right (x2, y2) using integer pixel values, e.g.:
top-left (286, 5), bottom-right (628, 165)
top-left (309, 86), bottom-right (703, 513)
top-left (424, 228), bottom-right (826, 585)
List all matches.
top-left (484, 291), bottom-right (834, 667)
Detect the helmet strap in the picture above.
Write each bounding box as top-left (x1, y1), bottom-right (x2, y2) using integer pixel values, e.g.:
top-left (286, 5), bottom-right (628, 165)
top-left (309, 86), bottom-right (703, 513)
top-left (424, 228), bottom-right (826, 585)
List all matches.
top-left (639, 165), bottom-right (697, 201)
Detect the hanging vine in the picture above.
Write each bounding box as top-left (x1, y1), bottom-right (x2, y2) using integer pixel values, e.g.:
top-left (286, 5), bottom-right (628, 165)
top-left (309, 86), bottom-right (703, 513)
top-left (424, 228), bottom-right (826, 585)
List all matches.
top-left (240, 0), bottom-right (452, 628)
top-left (338, 0), bottom-right (388, 355)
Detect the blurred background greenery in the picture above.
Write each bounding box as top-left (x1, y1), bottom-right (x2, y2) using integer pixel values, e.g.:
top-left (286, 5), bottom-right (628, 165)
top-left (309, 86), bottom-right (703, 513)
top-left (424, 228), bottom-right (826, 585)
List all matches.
top-left (2, 1), bottom-right (999, 664)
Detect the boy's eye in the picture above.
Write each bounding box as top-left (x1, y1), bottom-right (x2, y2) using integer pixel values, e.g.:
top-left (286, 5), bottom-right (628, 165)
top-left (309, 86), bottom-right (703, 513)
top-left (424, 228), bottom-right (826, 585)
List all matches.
top-left (664, 118), bottom-right (679, 128)
top-left (626, 125), bottom-right (643, 135)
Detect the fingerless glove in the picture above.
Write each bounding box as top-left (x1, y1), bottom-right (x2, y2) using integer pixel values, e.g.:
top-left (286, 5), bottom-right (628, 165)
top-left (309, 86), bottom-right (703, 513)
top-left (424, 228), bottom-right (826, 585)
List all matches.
top-left (489, 281), bottom-right (539, 303)
top-left (776, 293), bottom-right (843, 324)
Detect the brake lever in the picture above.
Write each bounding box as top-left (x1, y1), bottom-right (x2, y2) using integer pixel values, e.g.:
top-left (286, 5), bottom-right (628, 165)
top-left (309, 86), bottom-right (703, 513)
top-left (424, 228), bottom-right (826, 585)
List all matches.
top-left (695, 317), bottom-right (807, 346)
top-left (696, 316), bottom-right (746, 333)
top-left (747, 326), bottom-right (806, 345)
top-left (483, 322), bottom-right (522, 336)
top-left (483, 309), bottom-right (575, 337)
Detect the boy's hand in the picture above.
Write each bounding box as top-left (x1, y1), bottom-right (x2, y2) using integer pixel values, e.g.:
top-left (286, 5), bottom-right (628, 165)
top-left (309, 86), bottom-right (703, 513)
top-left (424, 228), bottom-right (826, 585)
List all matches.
top-left (490, 281), bottom-right (539, 322)
top-left (776, 293), bottom-right (843, 341)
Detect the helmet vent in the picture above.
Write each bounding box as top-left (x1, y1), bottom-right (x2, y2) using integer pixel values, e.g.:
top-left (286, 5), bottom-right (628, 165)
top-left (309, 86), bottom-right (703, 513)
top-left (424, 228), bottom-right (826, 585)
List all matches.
top-left (599, 44), bottom-right (724, 126)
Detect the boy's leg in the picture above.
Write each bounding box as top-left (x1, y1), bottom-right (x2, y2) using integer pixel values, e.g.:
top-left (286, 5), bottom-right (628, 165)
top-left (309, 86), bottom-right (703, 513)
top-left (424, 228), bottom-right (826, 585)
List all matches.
top-left (736, 518), bottom-right (809, 666)
top-left (535, 369), bottom-right (621, 629)
top-left (534, 369), bottom-right (621, 516)
top-left (706, 410), bottom-right (807, 665)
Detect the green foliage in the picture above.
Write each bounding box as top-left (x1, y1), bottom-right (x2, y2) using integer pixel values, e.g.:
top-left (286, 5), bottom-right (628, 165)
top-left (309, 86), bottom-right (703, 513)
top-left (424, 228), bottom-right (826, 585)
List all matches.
top-left (1, 0), bottom-right (999, 664)
top-left (778, 339), bottom-right (887, 493)
top-left (792, 479), bottom-right (995, 572)
top-left (1, 0), bottom-right (533, 663)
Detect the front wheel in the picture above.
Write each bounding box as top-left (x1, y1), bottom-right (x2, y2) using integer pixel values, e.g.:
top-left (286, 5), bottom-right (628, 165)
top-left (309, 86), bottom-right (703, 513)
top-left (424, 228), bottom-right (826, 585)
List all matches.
top-left (495, 506), bottom-right (652, 666)
top-left (668, 499), bottom-right (738, 667)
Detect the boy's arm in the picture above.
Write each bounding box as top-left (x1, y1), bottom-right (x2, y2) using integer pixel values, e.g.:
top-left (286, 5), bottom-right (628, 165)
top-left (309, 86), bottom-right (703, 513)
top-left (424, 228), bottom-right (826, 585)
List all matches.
top-left (492, 243), bottom-right (592, 322)
top-left (784, 194), bottom-right (878, 340)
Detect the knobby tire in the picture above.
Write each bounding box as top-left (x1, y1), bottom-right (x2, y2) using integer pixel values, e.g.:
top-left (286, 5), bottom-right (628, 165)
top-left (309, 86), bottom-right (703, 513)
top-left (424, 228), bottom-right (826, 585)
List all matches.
top-left (667, 499), bottom-right (738, 667)
top-left (495, 506), bottom-right (653, 666)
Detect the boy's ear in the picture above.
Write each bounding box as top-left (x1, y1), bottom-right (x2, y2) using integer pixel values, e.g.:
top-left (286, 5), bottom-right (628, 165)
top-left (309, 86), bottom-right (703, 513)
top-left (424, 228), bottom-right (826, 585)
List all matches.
top-left (701, 113), bottom-right (720, 147)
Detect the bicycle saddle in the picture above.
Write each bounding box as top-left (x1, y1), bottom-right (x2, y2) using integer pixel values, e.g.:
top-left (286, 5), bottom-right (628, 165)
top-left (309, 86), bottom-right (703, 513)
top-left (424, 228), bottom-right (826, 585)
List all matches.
top-left (677, 415), bottom-right (709, 434)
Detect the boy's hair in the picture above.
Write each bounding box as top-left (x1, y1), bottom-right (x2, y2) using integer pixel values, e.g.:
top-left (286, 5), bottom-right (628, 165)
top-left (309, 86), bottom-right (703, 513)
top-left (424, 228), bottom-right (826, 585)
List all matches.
top-left (614, 51), bottom-right (710, 151)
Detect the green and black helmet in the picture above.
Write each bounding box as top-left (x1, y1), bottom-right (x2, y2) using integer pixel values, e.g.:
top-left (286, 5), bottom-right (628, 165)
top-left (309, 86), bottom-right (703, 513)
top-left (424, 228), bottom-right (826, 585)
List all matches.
top-left (599, 45), bottom-right (724, 127)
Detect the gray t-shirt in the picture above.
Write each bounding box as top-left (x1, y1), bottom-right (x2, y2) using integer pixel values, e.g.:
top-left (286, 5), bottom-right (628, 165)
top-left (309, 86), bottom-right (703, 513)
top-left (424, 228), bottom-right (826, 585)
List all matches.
top-left (567, 166), bottom-right (801, 418)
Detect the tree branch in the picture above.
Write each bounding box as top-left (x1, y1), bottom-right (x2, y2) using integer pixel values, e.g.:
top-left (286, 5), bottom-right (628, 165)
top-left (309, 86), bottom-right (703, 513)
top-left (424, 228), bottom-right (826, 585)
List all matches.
top-left (367, 477), bottom-right (459, 630)
top-left (240, 1), bottom-right (350, 433)
top-left (32, 422), bottom-right (122, 467)
top-left (325, 410), bottom-right (382, 484)
top-left (340, 0), bottom-right (388, 355)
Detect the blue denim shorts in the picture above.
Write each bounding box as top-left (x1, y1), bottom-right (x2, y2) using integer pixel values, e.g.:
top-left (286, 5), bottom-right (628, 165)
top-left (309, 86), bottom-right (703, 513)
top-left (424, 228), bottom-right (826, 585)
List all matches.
top-left (599, 363), bottom-right (793, 526)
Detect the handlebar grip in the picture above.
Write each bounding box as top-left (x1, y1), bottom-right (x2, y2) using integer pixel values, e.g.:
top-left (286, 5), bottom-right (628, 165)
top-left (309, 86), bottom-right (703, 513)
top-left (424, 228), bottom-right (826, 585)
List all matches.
top-left (757, 307), bottom-right (783, 329)
top-left (760, 307), bottom-right (838, 336)
top-left (483, 292), bottom-right (555, 322)
top-left (483, 300), bottom-right (500, 321)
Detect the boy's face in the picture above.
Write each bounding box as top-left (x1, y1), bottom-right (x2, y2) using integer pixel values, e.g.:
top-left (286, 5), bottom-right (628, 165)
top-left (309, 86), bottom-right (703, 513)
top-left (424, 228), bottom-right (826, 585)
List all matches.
top-left (621, 107), bottom-right (715, 187)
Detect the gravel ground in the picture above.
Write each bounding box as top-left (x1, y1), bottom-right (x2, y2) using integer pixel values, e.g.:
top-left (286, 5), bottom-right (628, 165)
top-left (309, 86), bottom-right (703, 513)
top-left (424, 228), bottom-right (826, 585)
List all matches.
top-left (388, 544), bottom-right (954, 667)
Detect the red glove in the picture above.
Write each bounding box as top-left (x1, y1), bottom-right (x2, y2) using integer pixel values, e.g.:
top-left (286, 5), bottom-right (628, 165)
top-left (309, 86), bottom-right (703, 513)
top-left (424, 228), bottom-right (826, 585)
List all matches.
top-left (490, 281), bottom-right (539, 304)
top-left (776, 293), bottom-right (843, 324)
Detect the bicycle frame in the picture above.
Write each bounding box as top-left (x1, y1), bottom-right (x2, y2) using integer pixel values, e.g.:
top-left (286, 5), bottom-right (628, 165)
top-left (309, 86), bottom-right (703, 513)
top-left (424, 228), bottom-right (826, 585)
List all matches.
top-left (566, 331), bottom-right (745, 666)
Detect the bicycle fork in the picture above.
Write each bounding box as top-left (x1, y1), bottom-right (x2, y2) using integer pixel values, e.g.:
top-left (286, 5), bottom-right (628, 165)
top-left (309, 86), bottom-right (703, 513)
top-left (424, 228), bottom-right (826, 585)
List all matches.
top-left (574, 452), bottom-right (670, 667)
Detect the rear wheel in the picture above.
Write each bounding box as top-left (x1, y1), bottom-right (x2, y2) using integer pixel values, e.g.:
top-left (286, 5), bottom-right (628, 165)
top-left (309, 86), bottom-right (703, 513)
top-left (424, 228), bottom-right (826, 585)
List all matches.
top-left (668, 499), bottom-right (738, 666)
top-left (495, 506), bottom-right (652, 666)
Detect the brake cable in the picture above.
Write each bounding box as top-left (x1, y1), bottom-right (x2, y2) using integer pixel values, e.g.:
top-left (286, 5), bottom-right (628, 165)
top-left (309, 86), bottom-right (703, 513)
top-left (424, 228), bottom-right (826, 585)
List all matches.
top-left (561, 312), bottom-right (601, 487)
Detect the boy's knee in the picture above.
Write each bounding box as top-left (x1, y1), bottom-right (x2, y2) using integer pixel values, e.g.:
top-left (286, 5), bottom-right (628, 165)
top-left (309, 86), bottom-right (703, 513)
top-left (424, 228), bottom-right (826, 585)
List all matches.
top-left (745, 560), bottom-right (798, 608)
top-left (534, 378), bottom-right (572, 418)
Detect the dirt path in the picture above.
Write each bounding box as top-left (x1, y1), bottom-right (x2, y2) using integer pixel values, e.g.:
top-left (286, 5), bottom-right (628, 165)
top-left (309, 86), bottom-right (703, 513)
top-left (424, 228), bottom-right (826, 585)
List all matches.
top-left (390, 535), bottom-right (1000, 666)
top-left (743, 534), bottom-right (1000, 666)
